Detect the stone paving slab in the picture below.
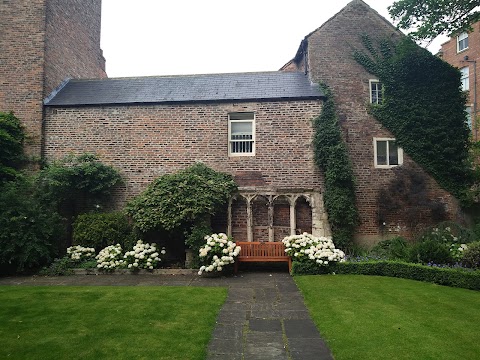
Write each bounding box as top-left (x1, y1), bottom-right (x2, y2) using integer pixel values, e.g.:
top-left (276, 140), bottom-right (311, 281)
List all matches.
top-left (0, 271), bottom-right (335, 360)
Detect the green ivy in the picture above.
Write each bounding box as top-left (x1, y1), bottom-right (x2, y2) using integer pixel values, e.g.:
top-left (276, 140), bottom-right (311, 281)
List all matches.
top-left (354, 36), bottom-right (475, 203)
top-left (313, 84), bottom-right (359, 248)
top-left (0, 111), bottom-right (25, 183)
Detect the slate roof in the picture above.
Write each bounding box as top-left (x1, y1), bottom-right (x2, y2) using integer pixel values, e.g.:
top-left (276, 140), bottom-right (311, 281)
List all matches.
top-left (44, 71), bottom-right (323, 106)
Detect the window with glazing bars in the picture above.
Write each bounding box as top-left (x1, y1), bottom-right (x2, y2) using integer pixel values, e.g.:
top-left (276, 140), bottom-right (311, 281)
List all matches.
top-left (457, 32), bottom-right (469, 52)
top-left (374, 138), bottom-right (403, 168)
top-left (228, 112), bottom-right (255, 156)
top-left (370, 80), bottom-right (383, 104)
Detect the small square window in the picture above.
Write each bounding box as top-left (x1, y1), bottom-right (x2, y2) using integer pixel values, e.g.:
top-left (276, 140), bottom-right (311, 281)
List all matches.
top-left (457, 32), bottom-right (469, 52)
top-left (460, 67), bottom-right (470, 91)
top-left (228, 112), bottom-right (255, 156)
top-left (369, 80), bottom-right (383, 104)
top-left (374, 138), bottom-right (403, 168)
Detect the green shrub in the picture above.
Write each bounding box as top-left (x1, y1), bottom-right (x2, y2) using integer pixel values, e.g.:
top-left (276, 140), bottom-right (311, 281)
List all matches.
top-left (126, 163), bottom-right (237, 233)
top-left (72, 212), bottom-right (135, 250)
top-left (185, 222), bottom-right (212, 268)
top-left (0, 178), bottom-right (64, 272)
top-left (371, 237), bottom-right (410, 260)
top-left (418, 221), bottom-right (475, 244)
top-left (292, 261), bottom-right (333, 275)
top-left (409, 239), bottom-right (453, 265)
top-left (293, 260), bottom-right (480, 291)
top-left (462, 242), bottom-right (480, 269)
top-left (39, 257), bottom-right (74, 276)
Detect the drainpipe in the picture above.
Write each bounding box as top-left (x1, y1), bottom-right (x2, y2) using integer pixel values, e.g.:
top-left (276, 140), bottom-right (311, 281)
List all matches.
top-left (463, 57), bottom-right (477, 141)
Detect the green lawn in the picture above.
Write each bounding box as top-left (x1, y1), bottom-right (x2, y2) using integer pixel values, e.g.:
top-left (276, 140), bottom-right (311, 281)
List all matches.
top-left (0, 286), bottom-right (227, 360)
top-left (295, 275), bottom-right (480, 360)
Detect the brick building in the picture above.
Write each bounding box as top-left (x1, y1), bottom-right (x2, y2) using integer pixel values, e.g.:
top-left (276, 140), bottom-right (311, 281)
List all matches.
top-left (439, 22), bottom-right (480, 141)
top-left (0, 0), bottom-right (106, 157)
top-left (1, 0), bottom-right (462, 246)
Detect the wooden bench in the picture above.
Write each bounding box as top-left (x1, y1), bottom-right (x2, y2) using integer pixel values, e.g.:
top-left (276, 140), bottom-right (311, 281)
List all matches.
top-left (234, 241), bottom-right (292, 274)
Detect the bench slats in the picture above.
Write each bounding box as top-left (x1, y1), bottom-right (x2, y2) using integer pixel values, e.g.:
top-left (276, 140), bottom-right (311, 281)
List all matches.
top-left (234, 242), bottom-right (292, 274)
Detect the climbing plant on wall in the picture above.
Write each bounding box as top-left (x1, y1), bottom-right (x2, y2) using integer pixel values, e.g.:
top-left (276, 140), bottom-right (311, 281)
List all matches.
top-left (0, 111), bottom-right (25, 183)
top-left (314, 84), bottom-right (359, 248)
top-left (354, 36), bottom-right (475, 204)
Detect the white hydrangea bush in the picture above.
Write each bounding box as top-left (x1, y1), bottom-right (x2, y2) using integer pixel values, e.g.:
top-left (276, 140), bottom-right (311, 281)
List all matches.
top-left (96, 244), bottom-right (125, 270)
top-left (282, 233), bottom-right (345, 266)
top-left (124, 240), bottom-right (166, 270)
top-left (198, 233), bottom-right (241, 275)
top-left (66, 245), bottom-right (96, 262)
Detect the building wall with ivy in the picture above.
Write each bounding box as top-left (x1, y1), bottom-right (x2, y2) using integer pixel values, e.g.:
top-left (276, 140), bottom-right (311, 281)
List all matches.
top-left (285, 0), bottom-right (462, 245)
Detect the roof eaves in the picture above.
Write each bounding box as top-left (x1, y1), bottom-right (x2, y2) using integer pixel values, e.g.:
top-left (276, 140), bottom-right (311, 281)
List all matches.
top-left (44, 94), bottom-right (325, 108)
top-left (43, 78), bottom-right (71, 105)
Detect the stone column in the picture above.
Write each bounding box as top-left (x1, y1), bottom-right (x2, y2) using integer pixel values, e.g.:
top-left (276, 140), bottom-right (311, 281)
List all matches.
top-left (267, 195), bottom-right (274, 242)
top-left (287, 195), bottom-right (299, 236)
top-left (245, 195), bottom-right (256, 242)
top-left (227, 198), bottom-right (233, 237)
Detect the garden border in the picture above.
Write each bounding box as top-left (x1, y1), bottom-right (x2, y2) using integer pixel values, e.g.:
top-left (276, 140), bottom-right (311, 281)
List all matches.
top-left (292, 260), bottom-right (480, 291)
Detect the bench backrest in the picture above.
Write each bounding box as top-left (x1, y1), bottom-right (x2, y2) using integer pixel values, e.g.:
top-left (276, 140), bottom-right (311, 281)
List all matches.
top-left (236, 241), bottom-right (287, 258)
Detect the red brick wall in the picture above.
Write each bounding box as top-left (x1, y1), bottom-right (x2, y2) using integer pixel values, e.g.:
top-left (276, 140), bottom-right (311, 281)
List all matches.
top-left (440, 22), bottom-right (480, 140)
top-left (44, 0), bottom-right (106, 96)
top-left (300, 0), bottom-right (460, 244)
top-left (44, 100), bottom-right (324, 207)
top-left (0, 0), bottom-right (46, 157)
top-left (0, 0), bottom-right (106, 158)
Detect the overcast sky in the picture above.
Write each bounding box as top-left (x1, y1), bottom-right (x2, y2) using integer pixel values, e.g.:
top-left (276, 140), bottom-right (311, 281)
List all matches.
top-left (100, 0), bottom-right (447, 78)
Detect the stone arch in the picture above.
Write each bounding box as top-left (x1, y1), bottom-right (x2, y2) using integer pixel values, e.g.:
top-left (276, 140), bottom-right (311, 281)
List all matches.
top-left (252, 195), bottom-right (269, 242)
top-left (230, 195), bottom-right (248, 242)
top-left (273, 195), bottom-right (291, 242)
top-left (295, 195), bottom-right (313, 235)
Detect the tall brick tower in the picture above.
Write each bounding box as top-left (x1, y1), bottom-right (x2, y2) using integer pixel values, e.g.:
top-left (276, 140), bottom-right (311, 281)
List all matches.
top-left (0, 0), bottom-right (106, 158)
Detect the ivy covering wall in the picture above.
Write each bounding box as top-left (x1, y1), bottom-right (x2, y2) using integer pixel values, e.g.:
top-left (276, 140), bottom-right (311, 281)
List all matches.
top-left (354, 36), bottom-right (475, 204)
top-left (314, 84), bottom-right (358, 248)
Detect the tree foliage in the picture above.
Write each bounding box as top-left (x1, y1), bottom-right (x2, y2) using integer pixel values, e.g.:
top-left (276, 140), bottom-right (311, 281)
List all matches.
top-left (355, 36), bottom-right (475, 203)
top-left (389, 0), bottom-right (480, 43)
top-left (126, 163), bottom-right (237, 233)
top-left (0, 112), bottom-right (25, 182)
top-left (313, 84), bottom-right (359, 248)
top-left (36, 153), bottom-right (122, 210)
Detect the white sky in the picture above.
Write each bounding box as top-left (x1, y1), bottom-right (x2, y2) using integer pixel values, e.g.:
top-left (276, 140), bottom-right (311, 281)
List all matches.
top-left (100, 0), bottom-right (447, 78)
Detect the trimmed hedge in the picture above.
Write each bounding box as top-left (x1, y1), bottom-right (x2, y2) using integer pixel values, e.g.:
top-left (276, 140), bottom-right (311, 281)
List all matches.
top-left (292, 260), bottom-right (480, 291)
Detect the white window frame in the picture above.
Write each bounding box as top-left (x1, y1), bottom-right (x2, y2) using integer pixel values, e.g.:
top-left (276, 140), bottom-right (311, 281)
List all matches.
top-left (457, 32), bottom-right (469, 53)
top-left (369, 80), bottom-right (383, 104)
top-left (228, 112), bottom-right (255, 156)
top-left (460, 67), bottom-right (470, 91)
top-left (374, 138), bottom-right (403, 168)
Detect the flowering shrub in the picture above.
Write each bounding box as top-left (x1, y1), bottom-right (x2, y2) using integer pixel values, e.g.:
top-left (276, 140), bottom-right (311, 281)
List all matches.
top-left (462, 241), bottom-right (480, 269)
top-left (123, 240), bottom-right (166, 270)
top-left (450, 243), bottom-right (468, 261)
top-left (66, 245), bottom-right (96, 262)
top-left (412, 225), bottom-right (469, 265)
top-left (96, 244), bottom-right (125, 270)
top-left (198, 233), bottom-right (240, 275)
top-left (282, 233), bottom-right (345, 266)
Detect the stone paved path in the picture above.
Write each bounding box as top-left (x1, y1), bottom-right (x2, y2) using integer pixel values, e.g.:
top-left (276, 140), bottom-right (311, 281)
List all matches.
top-left (0, 271), bottom-right (334, 360)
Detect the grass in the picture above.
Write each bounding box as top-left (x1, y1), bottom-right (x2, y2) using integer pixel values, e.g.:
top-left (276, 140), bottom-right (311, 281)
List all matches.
top-left (0, 286), bottom-right (227, 360)
top-left (295, 275), bottom-right (480, 360)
